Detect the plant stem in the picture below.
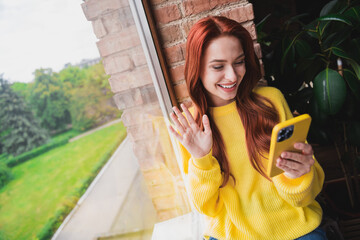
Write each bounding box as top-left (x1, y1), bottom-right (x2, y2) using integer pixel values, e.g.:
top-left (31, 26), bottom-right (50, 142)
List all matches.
top-left (335, 140), bottom-right (355, 208)
top-left (351, 145), bottom-right (360, 203)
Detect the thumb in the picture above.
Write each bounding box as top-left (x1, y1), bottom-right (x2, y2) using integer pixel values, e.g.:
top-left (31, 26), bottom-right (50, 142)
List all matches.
top-left (202, 114), bottom-right (212, 135)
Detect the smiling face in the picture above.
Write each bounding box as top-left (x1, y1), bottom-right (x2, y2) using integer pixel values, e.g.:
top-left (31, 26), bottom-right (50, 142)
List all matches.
top-left (200, 35), bottom-right (246, 107)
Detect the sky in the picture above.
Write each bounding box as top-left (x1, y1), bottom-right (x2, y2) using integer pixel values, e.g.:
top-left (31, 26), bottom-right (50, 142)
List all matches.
top-left (0, 0), bottom-right (100, 83)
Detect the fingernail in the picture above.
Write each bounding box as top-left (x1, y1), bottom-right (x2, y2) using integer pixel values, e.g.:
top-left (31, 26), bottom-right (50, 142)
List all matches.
top-left (281, 153), bottom-right (286, 158)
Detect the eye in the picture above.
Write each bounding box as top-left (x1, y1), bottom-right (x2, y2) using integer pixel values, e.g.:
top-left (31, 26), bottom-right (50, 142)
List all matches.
top-left (212, 65), bottom-right (224, 70)
top-left (234, 60), bottom-right (245, 65)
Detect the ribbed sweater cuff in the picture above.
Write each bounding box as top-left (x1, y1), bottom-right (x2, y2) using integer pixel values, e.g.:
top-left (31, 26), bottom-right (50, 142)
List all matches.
top-left (273, 165), bottom-right (315, 199)
top-left (192, 149), bottom-right (214, 170)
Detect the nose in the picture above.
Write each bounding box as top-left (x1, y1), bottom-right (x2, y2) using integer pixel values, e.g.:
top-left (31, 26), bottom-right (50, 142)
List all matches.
top-left (225, 66), bottom-right (237, 81)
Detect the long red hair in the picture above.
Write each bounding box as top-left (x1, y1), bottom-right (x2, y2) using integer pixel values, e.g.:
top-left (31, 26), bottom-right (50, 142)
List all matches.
top-left (185, 16), bottom-right (279, 185)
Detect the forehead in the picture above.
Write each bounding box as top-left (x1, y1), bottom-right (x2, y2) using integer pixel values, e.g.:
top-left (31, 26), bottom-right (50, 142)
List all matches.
top-left (203, 35), bottom-right (244, 62)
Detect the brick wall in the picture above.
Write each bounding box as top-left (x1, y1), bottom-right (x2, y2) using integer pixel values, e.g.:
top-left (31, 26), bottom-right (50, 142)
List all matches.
top-left (82, 0), bottom-right (258, 222)
top-left (148, 0), bottom-right (261, 105)
top-left (81, 0), bottom-right (190, 222)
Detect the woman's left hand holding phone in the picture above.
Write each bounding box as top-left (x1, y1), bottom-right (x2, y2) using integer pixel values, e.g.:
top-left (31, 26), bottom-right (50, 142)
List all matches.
top-left (168, 104), bottom-right (213, 158)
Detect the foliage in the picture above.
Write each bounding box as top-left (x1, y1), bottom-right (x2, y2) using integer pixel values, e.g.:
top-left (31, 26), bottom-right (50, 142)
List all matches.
top-left (11, 82), bottom-right (30, 99)
top-left (0, 77), bottom-right (49, 156)
top-left (257, 0), bottom-right (360, 209)
top-left (5, 130), bottom-right (80, 168)
top-left (0, 162), bottom-right (13, 189)
top-left (64, 63), bottom-right (120, 131)
top-left (28, 69), bottom-right (71, 131)
top-left (0, 122), bottom-right (126, 240)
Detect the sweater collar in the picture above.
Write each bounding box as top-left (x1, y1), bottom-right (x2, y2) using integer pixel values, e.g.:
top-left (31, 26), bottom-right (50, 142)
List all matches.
top-left (209, 100), bottom-right (237, 117)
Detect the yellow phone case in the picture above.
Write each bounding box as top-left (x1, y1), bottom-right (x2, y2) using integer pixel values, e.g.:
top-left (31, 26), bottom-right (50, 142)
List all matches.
top-left (267, 114), bottom-right (312, 178)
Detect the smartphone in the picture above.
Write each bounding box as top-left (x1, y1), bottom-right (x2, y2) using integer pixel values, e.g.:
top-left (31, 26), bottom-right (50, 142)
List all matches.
top-left (266, 114), bottom-right (312, 178)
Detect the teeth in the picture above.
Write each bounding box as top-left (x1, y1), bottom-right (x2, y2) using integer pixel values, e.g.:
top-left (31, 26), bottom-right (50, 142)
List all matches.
top-left (219, 83), bottom-right (236, 89)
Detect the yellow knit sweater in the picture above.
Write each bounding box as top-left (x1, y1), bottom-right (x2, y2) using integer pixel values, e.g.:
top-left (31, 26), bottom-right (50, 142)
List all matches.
top-left (179, 86), bottom-right (325, 240)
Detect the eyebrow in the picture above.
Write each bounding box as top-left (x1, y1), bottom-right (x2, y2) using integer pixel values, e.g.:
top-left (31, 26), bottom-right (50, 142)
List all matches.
top-left (209, 53), bottom-right (245, 63)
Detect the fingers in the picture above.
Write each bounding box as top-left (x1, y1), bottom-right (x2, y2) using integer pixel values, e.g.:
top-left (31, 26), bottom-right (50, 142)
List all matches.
top-left (202, 114), bottom-right (211, 135)
top-left (180, 104), bottom-right (196, 125)
top-left (172, 106), bottom-right (190, 129)
top-left (276, 157), bottom-right (312, 178)
top-left (170, 112), bottom-right (185, 135)
top-left (168, 125), bottom-right (182, 141)
top-left (294, 142), bottom-right (314, 155)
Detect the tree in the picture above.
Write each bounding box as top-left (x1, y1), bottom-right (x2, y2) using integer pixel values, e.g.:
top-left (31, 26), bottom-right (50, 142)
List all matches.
top-left (28, 68), bottom-right (71, 131)
top-left (68, 63), bottom-right (120, 131)
top-left (0, 76), bottom-right (49, 156)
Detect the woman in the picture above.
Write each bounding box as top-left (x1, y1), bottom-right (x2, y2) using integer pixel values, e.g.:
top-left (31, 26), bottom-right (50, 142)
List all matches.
top-left (169, 16), bottom-right (326, 240)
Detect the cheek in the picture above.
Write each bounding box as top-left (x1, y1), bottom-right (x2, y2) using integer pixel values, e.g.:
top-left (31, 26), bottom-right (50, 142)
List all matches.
top-left (237, 66), bottom-right (246, 77)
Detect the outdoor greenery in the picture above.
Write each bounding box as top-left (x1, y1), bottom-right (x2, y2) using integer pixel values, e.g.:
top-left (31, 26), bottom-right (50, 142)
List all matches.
top-left (0, 62), bottom-right (120, 158)
top-left (0, 122), bottom-right (127, 240)
top-left (0, 77), bottom-right (49, 156)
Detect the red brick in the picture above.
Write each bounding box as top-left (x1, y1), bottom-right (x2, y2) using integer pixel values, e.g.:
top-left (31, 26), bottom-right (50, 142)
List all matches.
top-left (92, 19), bottom-right (107, 39)
top-left (210, 0), bottom-right (239, 8)
top-left (182, 18), bottom-right (198, 37)
top-left (159, 24), bottom-right (183, 45)
top-left (81, 0), bottom-right (129, 21)
top-left (113, 88), bottom-right (142, 110)
top-left (101, 6), bottom-right (135, 35)
top-left (108, 71), bottom-right (132, 93)
top-left (174, 82), bottom-right (189, 100)
top-left (96, 26), bottom-right (140, 57)
top-left (148, 0), bottom-right (167, 5)
top-left (112, 84), bottom-right (156, 110)
top-left (180, 43), bottom-right (187, 59)
top-left (181, 98), bottom-right (193, 109)
top-left (121, 104), bottom-right (162, 127)
top-left (132, 47), bottom-right (147, 67)
top-left (131, 67), bottom-right (153, 88)
top-left (221, 6), bottom-right (248, 23)
top-left (243, 22), bottom-right (257, 40)
top-left (108, 66), bottom-right (152, 92)
top-left (183, 0), bottom-right (214, 16)
top-left (103, 54), bottom-right (134, 75)
top-left (164, 43), bottom-right (185, 64)
top-left (244, 3), bottom-right (254, 21)
top-left (127, 121), bottom-right (156, 141)
top-left (169, 64), bottom-right (185, 83)
top-left (154, 4), bottom-right (182, 24)
top-left (254, 43), bottom-right (262, 59)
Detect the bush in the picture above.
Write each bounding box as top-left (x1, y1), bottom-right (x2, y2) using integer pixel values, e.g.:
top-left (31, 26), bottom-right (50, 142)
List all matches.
top-left (0, 163), bottom-right (13, 189)
top-left (5, 130), bottom-right (81, 168)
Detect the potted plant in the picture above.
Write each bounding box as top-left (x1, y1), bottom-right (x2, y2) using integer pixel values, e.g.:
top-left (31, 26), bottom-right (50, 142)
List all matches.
top-left (257, 0), bottom-right (360, 235)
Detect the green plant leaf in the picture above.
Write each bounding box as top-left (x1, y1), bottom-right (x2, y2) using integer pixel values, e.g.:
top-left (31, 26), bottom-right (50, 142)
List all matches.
top-left (332, 46), bottom-right (354, 60)
top-left (348, 59), bottom-right (360, 80)
top-left (280, 32), bottom-right (303, 73)
top-left (295, 39), bottom-right (312, 58)
top-left (320, 0), bottom-right (339, 16)
top-left (344, 6), bottom-right (360, 24)
top-left (313, 68), bottom-right (347, 115)
top-left (343, 69), bottom-right (360, 102)
top-left (256, 13), bottom-right (271, 33)
top-left (331, 47), bottom-right (360, 78)
top-left (317, 14), bottom-right (353, 25)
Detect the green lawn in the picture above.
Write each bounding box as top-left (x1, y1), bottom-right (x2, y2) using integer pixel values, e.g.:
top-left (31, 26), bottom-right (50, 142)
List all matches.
top-left (0, 122), bottom-right (127, 240)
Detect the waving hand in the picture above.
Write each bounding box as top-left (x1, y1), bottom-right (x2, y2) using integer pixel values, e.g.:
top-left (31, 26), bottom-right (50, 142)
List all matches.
top-left (169, 104), bottom-right (213, 158)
